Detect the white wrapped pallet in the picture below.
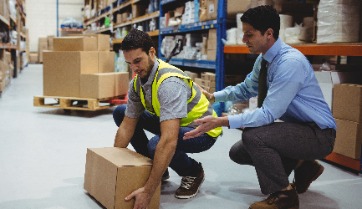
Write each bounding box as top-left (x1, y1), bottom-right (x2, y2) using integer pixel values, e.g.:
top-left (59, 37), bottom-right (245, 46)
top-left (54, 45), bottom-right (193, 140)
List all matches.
top-left (317, 0), bottom-right (360, 43)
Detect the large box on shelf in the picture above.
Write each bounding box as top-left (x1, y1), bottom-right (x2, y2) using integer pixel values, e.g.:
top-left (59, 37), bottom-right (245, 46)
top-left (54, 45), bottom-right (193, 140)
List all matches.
top-left (84, 147), bottom-right (161, 209)
top-left (333, 84), bottom-right (362, 123)
top-left (132, 3), bottom-right (146, 18)
top-left (207, 0), bottom-right (218, 20)
top-left (53, 36), bottom-right (98, 51)
top-left (184, 71), bottom-right (199, 81)
top-left (43, 51), bottom-right (99, 97)
top-left (227, 0), bottom-right (251, 16)
top-left (334, 119), bottom-right (362, 159)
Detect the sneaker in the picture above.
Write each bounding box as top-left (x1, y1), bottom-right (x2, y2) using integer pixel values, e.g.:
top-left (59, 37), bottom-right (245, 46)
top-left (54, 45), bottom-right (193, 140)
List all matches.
top-left (175, 163), bottom-right (205, 199)
top-left (293, 160), bottom-right (324, 194)
top-left (162, 169), bottom-right (170, 181)
top-left (249, 188), bottom-right (299, 209)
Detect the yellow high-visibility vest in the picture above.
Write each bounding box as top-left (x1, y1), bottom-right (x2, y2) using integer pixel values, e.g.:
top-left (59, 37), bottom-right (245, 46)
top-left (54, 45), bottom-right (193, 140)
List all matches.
top-left (133, 59), bottom-right (222, 138)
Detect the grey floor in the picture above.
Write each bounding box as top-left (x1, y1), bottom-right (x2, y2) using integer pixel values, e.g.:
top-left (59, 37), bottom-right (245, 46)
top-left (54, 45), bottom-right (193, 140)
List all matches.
top-left (1, 64), bottom-right (362, 209)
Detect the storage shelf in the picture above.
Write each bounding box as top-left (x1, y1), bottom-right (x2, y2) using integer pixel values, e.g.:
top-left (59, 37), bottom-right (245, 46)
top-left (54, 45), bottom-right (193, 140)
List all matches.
top-left (114, 11), bottom-right (159, 29)
top-left (113, 30), bottom-right (159, 44)
top-left (160, 57), bottom-right (216, 70)
top-left (0, 43), bottom-right (17, 49)
top-left (85, 0), bottom-right (148, 26)
top-left (160, 0), bottom-right (177, 5)
top-left (224, 43), bottom-right (362, 56)
top-left (0, 15), bottom-right (9, 26)
top-left (160, 19), bottom-right (218, 35)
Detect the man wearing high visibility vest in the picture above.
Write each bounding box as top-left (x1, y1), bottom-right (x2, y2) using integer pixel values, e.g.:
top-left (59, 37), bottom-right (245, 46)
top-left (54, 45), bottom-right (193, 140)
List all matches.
top-left (113, 29), bottom-right (222, 209)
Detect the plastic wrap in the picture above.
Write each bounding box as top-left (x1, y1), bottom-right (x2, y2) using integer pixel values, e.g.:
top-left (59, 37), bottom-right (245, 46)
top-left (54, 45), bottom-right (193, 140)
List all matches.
top-left (317, 0), bottom-right (360, 43)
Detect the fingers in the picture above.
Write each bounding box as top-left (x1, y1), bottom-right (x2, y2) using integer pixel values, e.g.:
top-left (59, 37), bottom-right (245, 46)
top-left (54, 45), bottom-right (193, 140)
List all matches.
top-left (183, 130), bottom-right (200, 140)
top-left (125, 191), bottom-right (135, 201)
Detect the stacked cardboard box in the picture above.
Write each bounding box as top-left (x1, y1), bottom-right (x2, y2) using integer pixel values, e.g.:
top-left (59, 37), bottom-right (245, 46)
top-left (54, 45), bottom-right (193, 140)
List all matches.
top-left (332, 84), bottom-right (362, 159)
top-left (43, 34), bottom-right (129, 99)
top-left (207, 29), bottom-right (217, 61)
top-left (0, 50), bottom-right (13, 93)
top-left (84, 147), bottom-right (160, 209)
top-left (194, 72), bottom-right (216, 93)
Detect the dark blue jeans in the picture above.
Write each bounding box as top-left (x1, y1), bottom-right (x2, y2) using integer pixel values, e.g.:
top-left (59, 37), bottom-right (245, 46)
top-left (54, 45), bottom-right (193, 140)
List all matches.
top-left (113, 104), bottom-right (217, 176)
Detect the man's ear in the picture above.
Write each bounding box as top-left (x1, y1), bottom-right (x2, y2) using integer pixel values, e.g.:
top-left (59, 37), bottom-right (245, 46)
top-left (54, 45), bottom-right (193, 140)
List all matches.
top-left (149, 47), bottom-right (156, 56)
top-left (266, 28), bottom-right (274, 37)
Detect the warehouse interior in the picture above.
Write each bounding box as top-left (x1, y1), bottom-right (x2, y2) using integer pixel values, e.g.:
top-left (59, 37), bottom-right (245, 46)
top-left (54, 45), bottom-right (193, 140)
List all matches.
top-left (1, 0), bottom-right (362, 209)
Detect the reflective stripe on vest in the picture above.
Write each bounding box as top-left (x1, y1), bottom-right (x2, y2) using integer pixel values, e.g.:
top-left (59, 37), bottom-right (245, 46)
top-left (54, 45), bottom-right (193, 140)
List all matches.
top-left (133, 59), bottom-right (222, 138)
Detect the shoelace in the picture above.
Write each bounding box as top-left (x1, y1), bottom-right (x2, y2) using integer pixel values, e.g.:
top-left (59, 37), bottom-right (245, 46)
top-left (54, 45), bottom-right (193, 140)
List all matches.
top-left (180, 176), bottom-right (197, 189)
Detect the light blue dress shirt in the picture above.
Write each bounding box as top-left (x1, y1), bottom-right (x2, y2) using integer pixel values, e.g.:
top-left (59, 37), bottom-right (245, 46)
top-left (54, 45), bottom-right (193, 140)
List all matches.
top-left (214, 38), bottom-right (336, 130)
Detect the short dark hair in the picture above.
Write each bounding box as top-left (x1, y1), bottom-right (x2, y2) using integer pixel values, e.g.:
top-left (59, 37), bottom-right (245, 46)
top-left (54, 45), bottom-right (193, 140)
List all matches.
top-left (240, 5), bottom-right (280, 39)
top-left (121, 29), bottom-right (154, 54)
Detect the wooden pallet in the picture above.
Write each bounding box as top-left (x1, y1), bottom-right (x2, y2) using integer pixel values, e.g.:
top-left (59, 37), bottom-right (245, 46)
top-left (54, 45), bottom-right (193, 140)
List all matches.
top-left (33, 95), bottom-right (126, 111)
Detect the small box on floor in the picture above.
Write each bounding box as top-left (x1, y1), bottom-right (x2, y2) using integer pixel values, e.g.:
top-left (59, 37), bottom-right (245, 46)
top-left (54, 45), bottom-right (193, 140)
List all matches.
top-left (84, 147), bottom-right (160, 209)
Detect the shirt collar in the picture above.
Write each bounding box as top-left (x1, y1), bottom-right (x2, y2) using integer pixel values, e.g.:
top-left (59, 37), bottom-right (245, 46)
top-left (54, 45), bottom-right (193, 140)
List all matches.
top-left (263, 38), bottom-right (283, 64)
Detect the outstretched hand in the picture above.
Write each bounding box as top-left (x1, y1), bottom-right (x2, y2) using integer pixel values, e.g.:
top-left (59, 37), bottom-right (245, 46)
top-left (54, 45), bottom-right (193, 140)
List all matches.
top-left (183, 116), bottom-right (219, 139)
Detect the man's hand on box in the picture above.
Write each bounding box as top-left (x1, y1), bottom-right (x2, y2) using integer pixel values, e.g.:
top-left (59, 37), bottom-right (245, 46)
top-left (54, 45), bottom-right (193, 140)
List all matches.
top-left (125, 187), bottom-right (152, 209)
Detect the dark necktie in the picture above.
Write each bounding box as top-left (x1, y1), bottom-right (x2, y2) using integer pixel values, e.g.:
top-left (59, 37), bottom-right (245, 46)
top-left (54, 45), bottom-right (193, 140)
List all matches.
top-left (257, 58), bottom-right (268, 107)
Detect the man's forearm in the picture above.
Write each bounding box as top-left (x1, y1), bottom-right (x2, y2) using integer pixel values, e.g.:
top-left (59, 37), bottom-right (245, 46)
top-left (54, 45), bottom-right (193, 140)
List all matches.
top-left (114, 116), bottom-right (138, 147)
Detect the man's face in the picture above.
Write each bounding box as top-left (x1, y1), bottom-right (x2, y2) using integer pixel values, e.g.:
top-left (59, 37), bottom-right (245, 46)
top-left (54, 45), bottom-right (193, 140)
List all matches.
top-left (123, 47), bottom-right (156, 79)
top-left (242, 23), bottom-right (271, 54)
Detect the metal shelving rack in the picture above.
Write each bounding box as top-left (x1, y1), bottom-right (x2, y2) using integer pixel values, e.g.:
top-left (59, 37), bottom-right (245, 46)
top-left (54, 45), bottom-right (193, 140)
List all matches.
top-left (158, 0), bottom-right (227, 91)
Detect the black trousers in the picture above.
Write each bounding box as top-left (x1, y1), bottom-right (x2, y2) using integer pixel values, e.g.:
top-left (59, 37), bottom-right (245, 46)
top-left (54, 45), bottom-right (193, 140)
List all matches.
top-left (229, 122), bottom-right (335, 195)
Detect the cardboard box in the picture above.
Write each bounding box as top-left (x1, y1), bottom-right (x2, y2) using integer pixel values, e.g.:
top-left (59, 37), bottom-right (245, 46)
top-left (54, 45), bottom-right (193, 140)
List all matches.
top-left (201, 72), bottom-right (216, 82)
top-left (43, 51), bottom-right (99, 97)
top-left (82, 34), bottom-right (111, 51)
top-left (53, 36), bottom-right (98, 51)
top-left (334, 119), bottom-right (362, 159)
top-left (227, 0), bottom-right (251, 17)
top-left (38, 37), bottom-right (48, 63)
top-left (47, 35), bottom-right (55, 50)
top-left (80, 73), bottom-right (116, 99)
top-left (99, 51), bottom-right (115, 73)
top-left (207, 29), bottom-right (217, 50)
top-left (333, 84), bottom-right (362, 123)
top-left (314, 71), bottom-right (362, 109)
top-left (115, 72), bottom-right (129, 96)
top-left (132, 3), bottom-right (146, 18)
top-left (29, 53), bottom-right (39, 63)
top-left (184, 71), bottom-right (199, 81)
top-left (84, 147), bottom-right (160, 209)
top-left (207, 0), bottom-right (218, 20)
top-left (207, 49), bottom-right (216, 60)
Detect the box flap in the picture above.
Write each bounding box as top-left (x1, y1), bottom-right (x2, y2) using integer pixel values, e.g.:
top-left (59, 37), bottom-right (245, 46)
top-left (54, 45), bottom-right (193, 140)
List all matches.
top-left (88, 147), bottom-right (153, 167)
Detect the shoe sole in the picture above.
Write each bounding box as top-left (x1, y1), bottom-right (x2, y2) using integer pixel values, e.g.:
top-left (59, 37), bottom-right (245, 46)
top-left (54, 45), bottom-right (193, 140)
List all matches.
top-left (174, 176), bottom-right (205, 199)
top-left (297, 165), bottom-right (324, 194)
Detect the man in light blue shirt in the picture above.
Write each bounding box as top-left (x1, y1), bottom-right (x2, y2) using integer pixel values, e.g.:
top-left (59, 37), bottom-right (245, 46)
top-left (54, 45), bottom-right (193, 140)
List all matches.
top-left (184, 5), bottom-right (336, 209)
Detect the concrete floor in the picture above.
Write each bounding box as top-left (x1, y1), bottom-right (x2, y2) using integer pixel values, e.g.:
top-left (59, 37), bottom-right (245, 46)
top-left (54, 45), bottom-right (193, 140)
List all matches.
top-left (0, 64), bottom-right (362, 209)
